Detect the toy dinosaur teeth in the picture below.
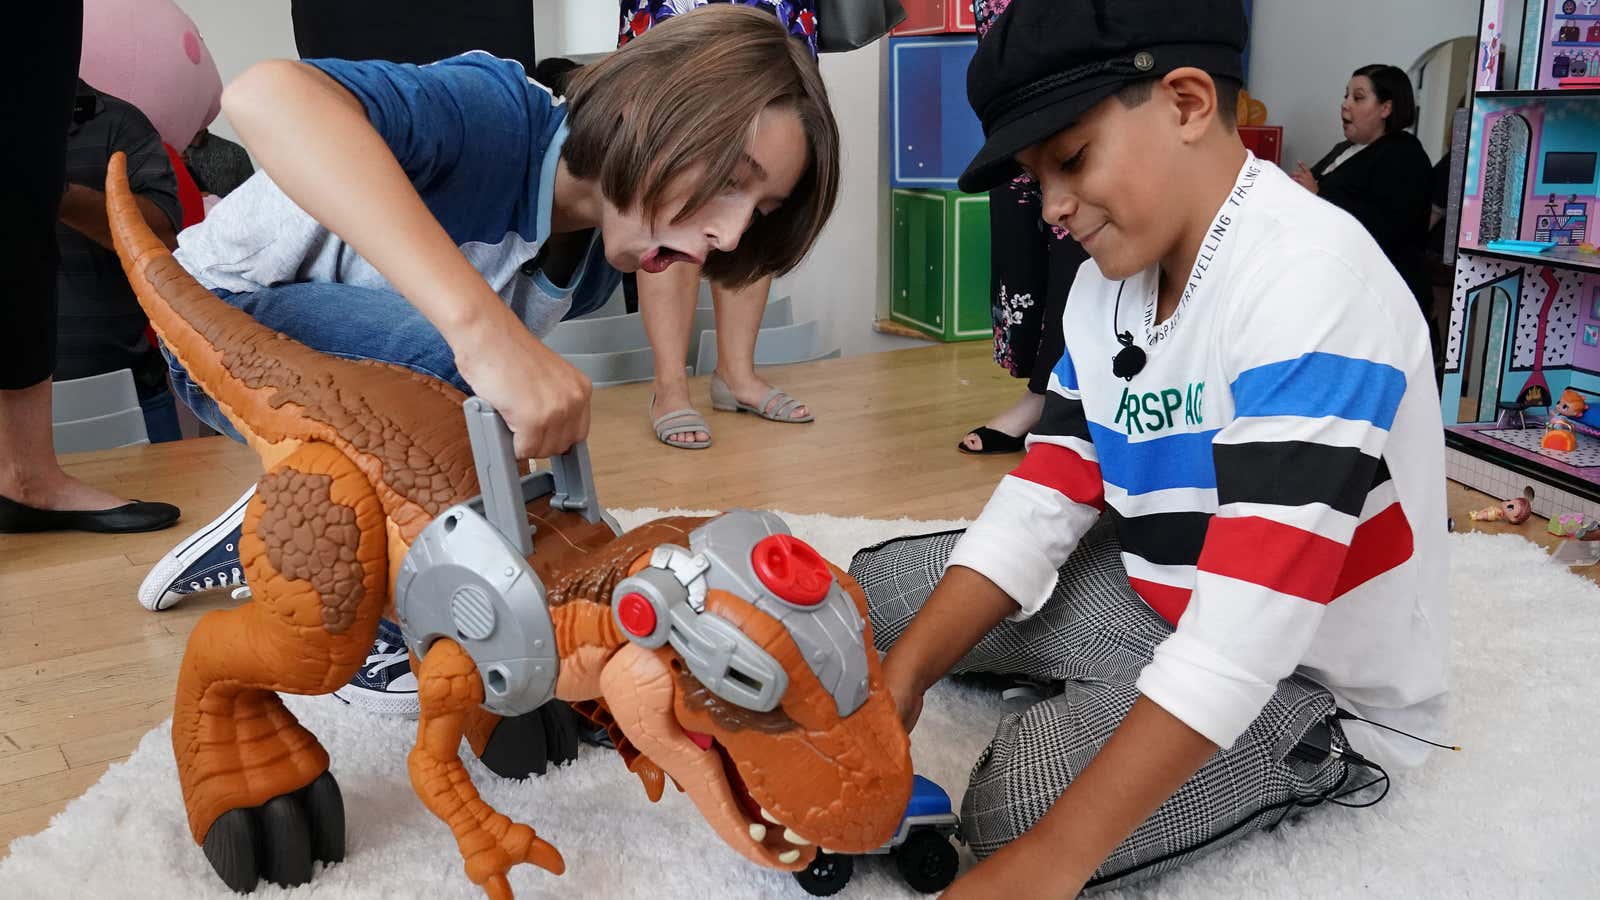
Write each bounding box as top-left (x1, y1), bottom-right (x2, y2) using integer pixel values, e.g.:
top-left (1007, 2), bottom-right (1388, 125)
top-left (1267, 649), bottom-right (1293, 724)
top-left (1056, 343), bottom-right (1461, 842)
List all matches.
top-left (782, 828), bottom-right (809, 846)
top-left (749, 823), bottom-right (767, 842)
top-left (778, 849), bottom-right (801, 865)
top-left (760, 807), bottom-right (782, 825)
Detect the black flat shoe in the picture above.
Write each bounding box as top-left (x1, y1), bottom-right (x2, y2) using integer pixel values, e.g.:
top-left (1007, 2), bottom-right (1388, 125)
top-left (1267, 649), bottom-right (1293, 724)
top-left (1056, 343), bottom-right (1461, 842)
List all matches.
top-left (958, 426), bottom-right (1026, 455)
top-left (0, 494), bottom-right (181, 534)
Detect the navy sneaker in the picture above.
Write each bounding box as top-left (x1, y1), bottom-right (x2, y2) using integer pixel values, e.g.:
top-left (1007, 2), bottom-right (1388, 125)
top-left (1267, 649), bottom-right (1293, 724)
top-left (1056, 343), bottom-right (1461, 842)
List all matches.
top-left (137, 485), bottom-right (254, 611)
top-left (333, 618), bottom-right (420, 718)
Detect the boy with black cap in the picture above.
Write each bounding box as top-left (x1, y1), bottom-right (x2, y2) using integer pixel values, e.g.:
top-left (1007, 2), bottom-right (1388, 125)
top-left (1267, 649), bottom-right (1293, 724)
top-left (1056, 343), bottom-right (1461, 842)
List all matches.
top-left (849, 0), bottom-right (1448, 894)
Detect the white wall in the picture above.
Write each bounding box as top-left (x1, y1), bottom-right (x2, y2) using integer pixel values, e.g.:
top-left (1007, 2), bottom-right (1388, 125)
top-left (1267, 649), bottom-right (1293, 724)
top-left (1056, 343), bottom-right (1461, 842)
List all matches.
top-left (772, 44), bottom-right (920, 357)
top-left (533, 0), bottom-right (616, 60)
top-left (173, 0), bottom-right (296, 144)
top-left (1248, 0), bottom-right (1481, 167)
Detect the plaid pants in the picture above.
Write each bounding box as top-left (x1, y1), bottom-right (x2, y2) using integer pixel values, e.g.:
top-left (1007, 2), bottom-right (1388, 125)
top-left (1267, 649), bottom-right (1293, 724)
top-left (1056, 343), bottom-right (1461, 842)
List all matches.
top-left (850, 519), bottom-right (1352, 891)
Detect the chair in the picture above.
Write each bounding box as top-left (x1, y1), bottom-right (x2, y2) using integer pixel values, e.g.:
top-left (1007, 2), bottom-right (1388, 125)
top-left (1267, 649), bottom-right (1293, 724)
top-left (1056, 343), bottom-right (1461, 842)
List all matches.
top-left (562, 346), bottom-right (661, 389)
top-left (1497, 383), bottom-right (1550, 430)
top-left (573, 284), bottom-right (628, 321)
top-left (694, 320), bottom-right (836, 376)
top-left (51, 369), bottom-right (149, 454)
top-left (545, 312), bottom-right (651, 355)
top-left (551, 296), bottom-right (798, 361)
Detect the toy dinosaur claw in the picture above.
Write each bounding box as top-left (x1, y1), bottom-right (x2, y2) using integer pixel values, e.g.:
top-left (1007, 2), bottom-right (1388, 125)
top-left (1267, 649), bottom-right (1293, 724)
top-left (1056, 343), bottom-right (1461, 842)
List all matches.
top-left (525, 833), bottom-right (566, 875)
top-left (629, 754), bottom-right (666, 802)
top-left (200, 771), bottom-right (346, 893)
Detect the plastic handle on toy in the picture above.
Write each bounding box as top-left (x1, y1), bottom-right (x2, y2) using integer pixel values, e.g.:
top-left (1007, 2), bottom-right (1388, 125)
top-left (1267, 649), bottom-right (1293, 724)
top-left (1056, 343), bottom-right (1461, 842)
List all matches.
top-left (463, 397), bottom-right (534, 557)
top-left (462, 398), bottom-right (620, 554)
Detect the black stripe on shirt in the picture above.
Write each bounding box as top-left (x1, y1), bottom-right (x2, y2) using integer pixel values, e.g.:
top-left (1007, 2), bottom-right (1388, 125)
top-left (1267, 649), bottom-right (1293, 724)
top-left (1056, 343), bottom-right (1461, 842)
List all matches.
top-left (1214, 440), bottom-right (1380, 518)
top-left (1032, 393), bottom-right (1093, 442)
top-left (1107, 506), bottom-right (1212, 568)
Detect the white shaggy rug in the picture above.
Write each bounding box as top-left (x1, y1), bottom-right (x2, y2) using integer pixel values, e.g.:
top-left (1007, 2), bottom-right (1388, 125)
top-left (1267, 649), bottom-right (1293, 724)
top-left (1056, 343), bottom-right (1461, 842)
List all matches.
top-left (2, 510), bottom-right (1597, 899)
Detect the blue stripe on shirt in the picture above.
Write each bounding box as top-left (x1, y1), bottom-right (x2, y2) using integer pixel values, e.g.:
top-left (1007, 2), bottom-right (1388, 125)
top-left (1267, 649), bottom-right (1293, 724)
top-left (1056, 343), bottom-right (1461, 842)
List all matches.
top-left (1231, 353), bottom-right (1405, 430)
top-left (1052, 350), bottom-right (1080, 393)
top-left (1087, 422), bottom-right (1222, 494)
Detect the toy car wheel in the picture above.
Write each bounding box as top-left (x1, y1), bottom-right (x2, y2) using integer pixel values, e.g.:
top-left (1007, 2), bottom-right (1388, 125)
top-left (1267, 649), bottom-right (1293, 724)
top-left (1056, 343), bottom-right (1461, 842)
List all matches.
top-left (895, 829), bottom-right (959, 893)
top-left (793, 850), bottom-right (854, 896)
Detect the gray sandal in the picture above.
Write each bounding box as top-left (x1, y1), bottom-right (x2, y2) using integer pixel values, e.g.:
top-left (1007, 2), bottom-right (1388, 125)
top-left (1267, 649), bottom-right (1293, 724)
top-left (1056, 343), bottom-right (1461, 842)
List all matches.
top-left (709, 374), bottom-right (815, 424)
top-left (651, 397), bottom-right (712, 450)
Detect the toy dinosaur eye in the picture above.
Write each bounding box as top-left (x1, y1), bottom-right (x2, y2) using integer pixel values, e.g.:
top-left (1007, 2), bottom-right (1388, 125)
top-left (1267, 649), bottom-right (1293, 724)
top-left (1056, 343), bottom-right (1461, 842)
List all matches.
top-left (751, 535), bottom-right (831, 606)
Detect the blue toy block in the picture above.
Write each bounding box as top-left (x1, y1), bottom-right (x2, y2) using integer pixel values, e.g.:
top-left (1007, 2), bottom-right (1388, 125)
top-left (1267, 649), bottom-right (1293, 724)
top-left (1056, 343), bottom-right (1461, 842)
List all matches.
top-left (890, 36), bottom-right (986, 190)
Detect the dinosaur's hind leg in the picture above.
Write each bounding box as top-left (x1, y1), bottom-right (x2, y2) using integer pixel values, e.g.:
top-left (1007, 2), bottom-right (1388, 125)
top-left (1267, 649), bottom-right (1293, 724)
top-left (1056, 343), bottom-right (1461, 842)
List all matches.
top-left (171, 442), bottom-right (388, 893)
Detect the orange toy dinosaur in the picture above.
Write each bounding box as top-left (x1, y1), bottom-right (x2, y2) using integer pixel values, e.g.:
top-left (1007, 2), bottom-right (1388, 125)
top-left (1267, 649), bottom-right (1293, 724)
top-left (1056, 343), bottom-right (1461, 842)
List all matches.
top-left (105, 154), bottom-right (912, 898)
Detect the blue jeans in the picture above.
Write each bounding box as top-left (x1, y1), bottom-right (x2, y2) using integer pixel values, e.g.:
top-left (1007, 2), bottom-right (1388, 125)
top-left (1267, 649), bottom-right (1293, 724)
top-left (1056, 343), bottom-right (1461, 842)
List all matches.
top-left (139, 389), bottom-right (182, 443)
top-left (164, 284), bottom-right (467, 443)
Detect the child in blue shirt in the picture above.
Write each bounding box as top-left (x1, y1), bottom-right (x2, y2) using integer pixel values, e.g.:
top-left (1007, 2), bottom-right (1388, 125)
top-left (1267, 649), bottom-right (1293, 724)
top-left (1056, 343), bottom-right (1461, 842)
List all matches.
top-left (139, 6), bottom-right (840, 719)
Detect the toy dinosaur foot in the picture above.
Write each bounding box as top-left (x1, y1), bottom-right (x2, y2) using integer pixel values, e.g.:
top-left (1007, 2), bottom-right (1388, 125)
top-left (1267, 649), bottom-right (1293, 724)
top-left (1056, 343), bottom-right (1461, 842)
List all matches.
top-left (477, 701), bottom-right (582, 780)
top-left (201, 771), bottom-right (344, 892)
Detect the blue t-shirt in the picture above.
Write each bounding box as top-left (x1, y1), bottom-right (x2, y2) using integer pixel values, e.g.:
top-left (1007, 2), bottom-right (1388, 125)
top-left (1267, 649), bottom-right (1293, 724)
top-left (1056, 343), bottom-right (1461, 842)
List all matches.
top-left (174, 52), bottom-right (619, 335)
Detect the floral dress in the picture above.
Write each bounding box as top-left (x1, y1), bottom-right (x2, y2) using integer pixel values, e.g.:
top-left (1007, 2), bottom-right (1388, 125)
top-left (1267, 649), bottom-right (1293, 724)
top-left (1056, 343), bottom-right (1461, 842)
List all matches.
top-left (619, 0), bottom-right (819, 58)
top-left (974, 0), bottom-right (1087, 390)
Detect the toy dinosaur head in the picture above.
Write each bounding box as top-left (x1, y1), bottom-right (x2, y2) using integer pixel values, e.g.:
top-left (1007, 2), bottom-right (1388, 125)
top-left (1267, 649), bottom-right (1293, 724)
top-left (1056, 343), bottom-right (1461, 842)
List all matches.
top-left (598, 511), bottom-right (912, 871)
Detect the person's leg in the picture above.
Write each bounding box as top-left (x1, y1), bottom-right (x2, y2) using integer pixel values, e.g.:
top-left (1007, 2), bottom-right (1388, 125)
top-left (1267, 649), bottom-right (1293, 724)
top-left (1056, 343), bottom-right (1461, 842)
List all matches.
top-left (962, 177), bottom-right (1051, 453)
top-left (138, 388), bottom-right (183, 443)
top-left (637, 263), bottom-right (708, 446)
top-left (708, 274), bottom-right (810, 420)
top-left (0, 0), bottom-right (146, 516)
top-left (851, 522), bottom-right (1354, 890)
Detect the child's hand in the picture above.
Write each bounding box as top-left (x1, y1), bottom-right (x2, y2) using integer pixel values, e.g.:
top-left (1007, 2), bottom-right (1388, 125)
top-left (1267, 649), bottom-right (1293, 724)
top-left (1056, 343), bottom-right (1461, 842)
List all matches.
top-left (454, 312), bottom-right (593, 460)
top-left (881, 654), bottom-right (926, 735)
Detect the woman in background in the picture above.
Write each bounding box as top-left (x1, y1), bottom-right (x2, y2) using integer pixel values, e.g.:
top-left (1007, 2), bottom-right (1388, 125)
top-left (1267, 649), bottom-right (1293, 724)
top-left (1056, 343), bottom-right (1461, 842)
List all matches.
top-left (958, 0), bottom-right (1089, 455)
top-left (621, 0), bottom-right (821, 450)
top-left (1292, 64), bottom-right (1434, 350)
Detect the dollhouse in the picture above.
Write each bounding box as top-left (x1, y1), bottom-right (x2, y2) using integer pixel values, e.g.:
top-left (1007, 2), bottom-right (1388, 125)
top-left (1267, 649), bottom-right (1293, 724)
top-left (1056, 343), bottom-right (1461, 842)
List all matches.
top-left (1448, 0), bottom-right (1600, 519)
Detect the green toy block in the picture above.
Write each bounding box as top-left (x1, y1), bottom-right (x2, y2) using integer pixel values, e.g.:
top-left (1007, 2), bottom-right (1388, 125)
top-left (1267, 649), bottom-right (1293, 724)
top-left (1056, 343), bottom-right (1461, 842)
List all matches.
top-left (890, 188), bottom-right (992, 342)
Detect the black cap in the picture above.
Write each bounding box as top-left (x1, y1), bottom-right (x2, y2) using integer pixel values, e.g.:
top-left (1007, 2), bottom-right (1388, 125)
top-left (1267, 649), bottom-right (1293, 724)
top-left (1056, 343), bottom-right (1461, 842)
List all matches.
top-left (959, 0), bottom-right (1249, 193)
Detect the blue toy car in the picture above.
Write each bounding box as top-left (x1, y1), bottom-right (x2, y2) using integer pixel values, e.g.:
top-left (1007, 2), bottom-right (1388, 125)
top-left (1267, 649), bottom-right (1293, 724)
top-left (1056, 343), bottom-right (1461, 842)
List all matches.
top-left (793, 775), bottom-right (961, 896)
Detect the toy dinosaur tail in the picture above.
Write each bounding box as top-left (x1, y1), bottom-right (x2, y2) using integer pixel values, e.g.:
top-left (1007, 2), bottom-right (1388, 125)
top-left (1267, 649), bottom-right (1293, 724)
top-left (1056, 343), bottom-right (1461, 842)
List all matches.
top-left (105, 152), bottom-right (294, 447)
top-left (105, 153), bottom-right (479, 527)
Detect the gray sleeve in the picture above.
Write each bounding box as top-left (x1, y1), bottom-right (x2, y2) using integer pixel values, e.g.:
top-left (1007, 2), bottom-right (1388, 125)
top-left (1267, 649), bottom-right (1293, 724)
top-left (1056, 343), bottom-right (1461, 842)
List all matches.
top-left (117, 109), bottom-right (182, 231)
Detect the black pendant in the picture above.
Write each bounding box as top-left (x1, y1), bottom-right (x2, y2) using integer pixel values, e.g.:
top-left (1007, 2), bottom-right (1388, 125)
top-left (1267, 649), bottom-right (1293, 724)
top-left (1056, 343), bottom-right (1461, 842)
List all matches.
top-left (1112, 331), bottom-right (1147, 381)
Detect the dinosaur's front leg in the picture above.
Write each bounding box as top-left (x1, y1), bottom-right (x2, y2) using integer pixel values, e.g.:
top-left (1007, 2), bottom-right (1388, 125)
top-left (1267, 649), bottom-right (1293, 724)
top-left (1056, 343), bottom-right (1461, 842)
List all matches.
top-left (411, 638), bottom-right (565, 899)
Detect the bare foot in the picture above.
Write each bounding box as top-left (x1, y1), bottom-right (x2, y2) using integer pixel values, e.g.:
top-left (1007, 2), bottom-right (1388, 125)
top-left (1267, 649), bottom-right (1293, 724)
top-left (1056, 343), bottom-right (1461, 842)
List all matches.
top-left (0, 379), bottom-right (132, 510)
top-left (960, 390), bottom-right (1045, 452)
top-left (714, 368), bottom-right (809, 420)
top-left (0, 466), bottom-right (129, 511)
top-left (651, 380), bottom-right (709, 447)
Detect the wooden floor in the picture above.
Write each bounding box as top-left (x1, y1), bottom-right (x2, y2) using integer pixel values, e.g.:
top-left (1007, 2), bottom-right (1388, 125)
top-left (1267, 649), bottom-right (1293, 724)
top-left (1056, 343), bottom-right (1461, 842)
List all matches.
top-left (0, 341), bottom-right (1583, 855)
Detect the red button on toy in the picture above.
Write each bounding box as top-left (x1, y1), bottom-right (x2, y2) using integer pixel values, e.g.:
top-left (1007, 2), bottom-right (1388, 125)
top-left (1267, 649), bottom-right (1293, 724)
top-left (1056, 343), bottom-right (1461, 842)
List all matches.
top-left (618, 592), bottom-right (657, 636)
top-left (751, 535), bottom-right (831, 605)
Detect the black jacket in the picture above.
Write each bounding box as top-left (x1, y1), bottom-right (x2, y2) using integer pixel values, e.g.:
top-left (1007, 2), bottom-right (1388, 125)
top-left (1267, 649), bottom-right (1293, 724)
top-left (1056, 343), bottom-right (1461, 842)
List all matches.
top-left (1310, 131), bottom-right (1434, 309)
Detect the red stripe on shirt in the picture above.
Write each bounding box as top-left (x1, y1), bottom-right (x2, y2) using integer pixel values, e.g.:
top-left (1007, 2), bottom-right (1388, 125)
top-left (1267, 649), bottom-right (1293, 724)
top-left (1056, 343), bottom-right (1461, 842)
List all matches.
top-left (1197, 515), bottom-right (1348, 604)
top-left (1010, 443), bottom-right (1106, 510)
top-left (1331, 502), bottom-right (1413, 598)
top-left (1129, 576), bottom-right (1193, 626)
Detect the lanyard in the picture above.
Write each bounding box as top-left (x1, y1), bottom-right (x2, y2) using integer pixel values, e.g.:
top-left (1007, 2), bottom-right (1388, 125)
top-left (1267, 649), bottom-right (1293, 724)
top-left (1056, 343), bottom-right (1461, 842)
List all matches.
top-left (1139, 152), bottom-right (1265, 349)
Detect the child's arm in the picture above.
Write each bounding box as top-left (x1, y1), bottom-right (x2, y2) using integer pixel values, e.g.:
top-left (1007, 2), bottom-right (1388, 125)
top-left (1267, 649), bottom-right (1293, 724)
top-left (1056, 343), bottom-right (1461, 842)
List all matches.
top-left (881, 566), bottom-right (1019, 730)
top-left (883, 351), bottom-right (1104, 727)
top-left (221, 60), bottom-right (591, 460)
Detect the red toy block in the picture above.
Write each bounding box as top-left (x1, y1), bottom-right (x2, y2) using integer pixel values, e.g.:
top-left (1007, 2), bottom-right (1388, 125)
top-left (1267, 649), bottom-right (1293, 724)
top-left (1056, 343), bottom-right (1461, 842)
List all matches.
top-left (1238, 125), bottom-right (1283, 165)
top-left (891, 0), bottom-right (975, 36)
